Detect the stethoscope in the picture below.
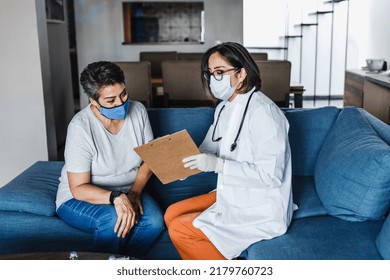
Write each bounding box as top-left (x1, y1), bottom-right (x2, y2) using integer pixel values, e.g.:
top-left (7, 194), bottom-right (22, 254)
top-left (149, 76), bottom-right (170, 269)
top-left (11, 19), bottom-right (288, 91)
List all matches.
top-left (212, 90), bottom-right (255, 152)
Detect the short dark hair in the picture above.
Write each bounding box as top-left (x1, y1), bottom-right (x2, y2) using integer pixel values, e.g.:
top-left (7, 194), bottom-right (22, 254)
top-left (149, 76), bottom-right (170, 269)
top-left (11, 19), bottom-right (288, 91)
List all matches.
top-left (201, 42), bottom-right (261, 97)
top-left (80, 61), bottom-right (125, 101)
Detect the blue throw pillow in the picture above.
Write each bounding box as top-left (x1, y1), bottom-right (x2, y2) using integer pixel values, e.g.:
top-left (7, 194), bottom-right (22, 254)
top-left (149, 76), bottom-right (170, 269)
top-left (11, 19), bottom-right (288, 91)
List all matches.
top-left (146, 107), bottom-right (217, 209)
top-left (376, 212), bottom-right (390, 259)
top-left (148, 107), bottom-right (214, 146)
top-left (0, 161), bottom-right (64, 216)
top-left (315, 107), bottom-right (390, 221)
top-left (283, 107), bottom-right (340, 176)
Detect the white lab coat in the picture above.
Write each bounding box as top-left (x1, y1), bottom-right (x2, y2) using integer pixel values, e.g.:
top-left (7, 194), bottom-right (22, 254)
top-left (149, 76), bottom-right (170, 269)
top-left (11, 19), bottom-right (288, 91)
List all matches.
top-left (193, 90), bottom-right (295, 259)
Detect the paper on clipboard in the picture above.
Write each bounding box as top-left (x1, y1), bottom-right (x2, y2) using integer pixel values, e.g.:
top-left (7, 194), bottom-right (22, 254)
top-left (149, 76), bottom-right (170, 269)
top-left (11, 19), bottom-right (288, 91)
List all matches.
top-left (134, 129), bottom-right (201, 184)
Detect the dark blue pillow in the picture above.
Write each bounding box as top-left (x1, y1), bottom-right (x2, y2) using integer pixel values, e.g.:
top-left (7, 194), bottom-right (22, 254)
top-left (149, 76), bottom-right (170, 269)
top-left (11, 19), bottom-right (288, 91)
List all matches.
top-left (376, 212), bottom-right (390, 259)
top-left (283, 107), bottom-right (340, 176)
top-left (315, 107), bottom-right (390, 221)
top-left (0, 161), bottom-right (64, 216)
top-left (146, 107), bottom-right (217, 209)
top-left (148, 107), bottom-right (214, 146)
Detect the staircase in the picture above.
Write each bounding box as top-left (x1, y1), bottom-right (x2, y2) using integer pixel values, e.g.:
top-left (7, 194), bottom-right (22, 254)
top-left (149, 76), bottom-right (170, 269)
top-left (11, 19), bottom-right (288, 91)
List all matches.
top-left (245, 0), bottom-right (350, 106)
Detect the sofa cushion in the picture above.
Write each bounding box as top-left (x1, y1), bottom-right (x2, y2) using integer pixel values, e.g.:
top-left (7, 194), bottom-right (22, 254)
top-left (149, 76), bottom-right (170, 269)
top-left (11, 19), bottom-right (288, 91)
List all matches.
top-left (143, 229), bottom-right (181, 260)
top-left (292, 176), bottom-right (327, 219)
top-left (241, 216), bottom-right (384, 259)
top-left (283, 107), bottom-right (340, 176)
top-left (0, 211), bottom-right (95, 255)
top-left (376, 212), bottom-right (390, 259)
top-left (0, 161), bottom-right (64, 216)
top-left (315, 107), bottom-right (390, 221)
top-left (146, 172), bottom-right (217, 211)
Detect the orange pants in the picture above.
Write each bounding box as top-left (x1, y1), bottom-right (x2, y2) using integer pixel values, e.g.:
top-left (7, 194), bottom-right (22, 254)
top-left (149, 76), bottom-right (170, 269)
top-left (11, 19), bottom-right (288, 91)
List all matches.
top-left (164, 192), bottom-right (226, 260)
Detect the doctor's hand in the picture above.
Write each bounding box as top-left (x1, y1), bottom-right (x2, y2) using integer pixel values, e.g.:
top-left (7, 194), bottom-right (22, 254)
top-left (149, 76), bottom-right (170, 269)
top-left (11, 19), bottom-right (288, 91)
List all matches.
top-left (183, 153), bottom-right (224, 173)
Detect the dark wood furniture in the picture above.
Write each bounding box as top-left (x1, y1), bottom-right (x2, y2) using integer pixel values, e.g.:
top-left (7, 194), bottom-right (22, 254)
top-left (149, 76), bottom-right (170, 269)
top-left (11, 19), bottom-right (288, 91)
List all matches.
top-left (344, 69), bottom-right (390, 124)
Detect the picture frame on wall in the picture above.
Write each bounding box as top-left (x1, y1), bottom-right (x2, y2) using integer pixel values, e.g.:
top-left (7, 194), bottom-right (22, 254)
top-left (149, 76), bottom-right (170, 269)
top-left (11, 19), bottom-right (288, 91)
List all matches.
top-left (45, 0), bottom-right (65, 23)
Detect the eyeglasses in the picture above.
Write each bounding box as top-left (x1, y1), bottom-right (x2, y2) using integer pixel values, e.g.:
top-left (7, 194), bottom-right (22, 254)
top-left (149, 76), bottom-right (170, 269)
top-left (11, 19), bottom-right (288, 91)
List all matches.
top-left (203, 68), bottom-right (239, 81)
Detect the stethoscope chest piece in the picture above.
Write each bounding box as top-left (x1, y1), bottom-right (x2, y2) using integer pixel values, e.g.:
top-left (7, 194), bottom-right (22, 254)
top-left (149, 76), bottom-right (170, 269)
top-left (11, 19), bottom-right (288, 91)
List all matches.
top-left (230, 142), bottom-right (237, 152)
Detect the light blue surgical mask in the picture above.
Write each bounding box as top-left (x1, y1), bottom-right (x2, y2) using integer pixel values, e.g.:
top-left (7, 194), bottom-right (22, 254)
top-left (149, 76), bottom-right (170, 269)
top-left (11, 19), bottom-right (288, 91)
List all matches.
top-left (99, 99), bottom-right (129, 120)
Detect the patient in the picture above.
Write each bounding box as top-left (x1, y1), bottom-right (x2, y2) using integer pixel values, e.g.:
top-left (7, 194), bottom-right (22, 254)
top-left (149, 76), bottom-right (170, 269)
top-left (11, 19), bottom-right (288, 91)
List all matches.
top-left (55, 61), bottom-right (163, 256)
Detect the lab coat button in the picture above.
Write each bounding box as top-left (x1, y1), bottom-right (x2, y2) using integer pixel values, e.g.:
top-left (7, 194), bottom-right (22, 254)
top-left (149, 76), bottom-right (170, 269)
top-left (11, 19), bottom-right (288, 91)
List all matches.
top-left (216, 212), bottom-right (222, 217)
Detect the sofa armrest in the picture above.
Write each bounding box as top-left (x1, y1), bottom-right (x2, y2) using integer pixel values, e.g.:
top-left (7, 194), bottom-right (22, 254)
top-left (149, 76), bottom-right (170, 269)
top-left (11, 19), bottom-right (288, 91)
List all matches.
top-left (0, 161), bottom-right (64, 216)
top-left (376, 212), bottom-right (390, 259)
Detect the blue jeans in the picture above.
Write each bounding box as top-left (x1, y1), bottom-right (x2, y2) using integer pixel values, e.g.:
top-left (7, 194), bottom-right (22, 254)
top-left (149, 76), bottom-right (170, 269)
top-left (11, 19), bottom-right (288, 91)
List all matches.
top-left (57, 192), bottom-right (164, 258)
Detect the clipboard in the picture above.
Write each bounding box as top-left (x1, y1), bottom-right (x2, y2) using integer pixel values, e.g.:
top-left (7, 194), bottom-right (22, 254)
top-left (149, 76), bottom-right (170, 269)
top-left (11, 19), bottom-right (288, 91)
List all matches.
top-left (134, 129), bottom-right (201, 184)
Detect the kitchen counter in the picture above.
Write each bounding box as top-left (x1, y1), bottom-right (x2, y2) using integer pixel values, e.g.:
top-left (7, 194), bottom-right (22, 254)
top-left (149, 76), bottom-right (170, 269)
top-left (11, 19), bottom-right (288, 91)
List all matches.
top-left (365, 72), bottom-right (390, 89)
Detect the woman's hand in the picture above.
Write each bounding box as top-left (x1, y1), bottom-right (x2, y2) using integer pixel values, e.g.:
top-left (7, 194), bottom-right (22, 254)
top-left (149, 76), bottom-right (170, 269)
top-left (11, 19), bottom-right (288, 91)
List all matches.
top-left (113, 193), bottom-right (138, 238)
top-left (112, 161), bottom-right (150, 238)
top-left (128, 190), bottom-right (143, 223)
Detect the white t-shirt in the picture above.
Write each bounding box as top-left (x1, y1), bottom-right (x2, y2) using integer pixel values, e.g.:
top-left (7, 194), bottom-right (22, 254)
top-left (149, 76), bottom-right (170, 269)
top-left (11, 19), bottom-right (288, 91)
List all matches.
top-left (55, 101), bottom-right (153, 209)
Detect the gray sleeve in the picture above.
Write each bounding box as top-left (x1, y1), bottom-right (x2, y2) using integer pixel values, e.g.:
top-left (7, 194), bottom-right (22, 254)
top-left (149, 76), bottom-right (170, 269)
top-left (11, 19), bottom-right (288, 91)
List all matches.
top-left (64, 121), bottom-right (93, 173)
top-left (144, 112), bottom-right (154, 143)
top-left (137, 102), bottom-right (154, 143)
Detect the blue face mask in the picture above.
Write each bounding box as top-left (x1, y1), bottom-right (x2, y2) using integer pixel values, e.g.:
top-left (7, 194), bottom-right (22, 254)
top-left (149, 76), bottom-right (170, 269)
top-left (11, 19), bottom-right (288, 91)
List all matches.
top-left (99, 99), bottom-right (129, 120)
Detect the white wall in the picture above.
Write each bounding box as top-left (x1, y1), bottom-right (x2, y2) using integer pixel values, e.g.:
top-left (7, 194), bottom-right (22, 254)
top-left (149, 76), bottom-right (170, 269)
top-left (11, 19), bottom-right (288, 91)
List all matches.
top-left (244, 0), bottom-right (287, 48)
top-left (75, 0), bottom-right (244, 108)
top-left (0, 0), bottom-right (49, 186)
top-left (347, 0), bottom-right (390, 69)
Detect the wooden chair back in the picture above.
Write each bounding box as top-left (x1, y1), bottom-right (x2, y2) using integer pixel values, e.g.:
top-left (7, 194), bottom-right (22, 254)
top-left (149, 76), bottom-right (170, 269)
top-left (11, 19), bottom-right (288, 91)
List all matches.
top-left (114, 61), bottom-right (152, 107)
top-left (256, 60), bottom-right (291, 107)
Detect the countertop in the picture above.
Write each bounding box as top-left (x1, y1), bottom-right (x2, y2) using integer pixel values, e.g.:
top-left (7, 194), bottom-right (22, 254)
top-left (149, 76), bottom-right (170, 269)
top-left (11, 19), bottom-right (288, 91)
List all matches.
top-left (347, 69), bottom-right (390, 89)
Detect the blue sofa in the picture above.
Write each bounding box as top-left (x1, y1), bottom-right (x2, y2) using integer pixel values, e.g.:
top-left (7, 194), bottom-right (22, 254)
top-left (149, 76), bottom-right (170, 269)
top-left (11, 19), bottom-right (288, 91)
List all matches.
top-left (1, 106), bottom-right (389, 259)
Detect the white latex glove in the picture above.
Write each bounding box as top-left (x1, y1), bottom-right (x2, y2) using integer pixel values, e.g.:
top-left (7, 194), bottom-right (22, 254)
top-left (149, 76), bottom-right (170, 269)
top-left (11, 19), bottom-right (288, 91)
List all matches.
top-left (183, 153), bottom-right (224, 173)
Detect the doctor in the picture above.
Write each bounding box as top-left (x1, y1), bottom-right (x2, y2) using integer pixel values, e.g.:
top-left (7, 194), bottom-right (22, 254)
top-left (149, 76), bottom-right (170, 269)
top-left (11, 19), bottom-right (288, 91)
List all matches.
top-left (164, 42), bottom-right (295, 260)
